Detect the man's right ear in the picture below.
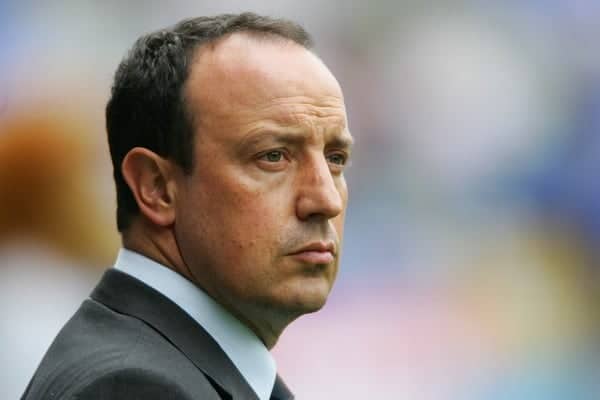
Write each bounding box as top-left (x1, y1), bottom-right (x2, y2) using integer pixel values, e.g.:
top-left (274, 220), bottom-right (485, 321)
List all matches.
top-left (121, 147), bottom-right (177, 227)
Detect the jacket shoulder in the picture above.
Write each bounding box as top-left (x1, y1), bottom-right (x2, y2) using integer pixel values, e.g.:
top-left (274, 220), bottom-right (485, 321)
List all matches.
top-left (71, 367), bottom-right (220, 400)
top-left (22, 299), bottom-right (220, 400)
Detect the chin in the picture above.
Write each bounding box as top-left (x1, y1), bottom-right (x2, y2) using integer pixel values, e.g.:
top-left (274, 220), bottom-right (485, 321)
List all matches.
top-left (299, 299), bottom-right (328, 314)
top-left (283, 287), bottom-right (331, 315)
top-left (263, 275), bottom-right (334, 318)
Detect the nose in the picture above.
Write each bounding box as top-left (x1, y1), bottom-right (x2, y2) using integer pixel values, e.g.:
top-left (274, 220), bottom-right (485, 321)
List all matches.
top-left (295, 155), bottom-right (344, 221)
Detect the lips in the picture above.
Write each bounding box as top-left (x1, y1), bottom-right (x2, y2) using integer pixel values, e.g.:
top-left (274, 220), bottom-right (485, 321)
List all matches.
top-left (289, 242), bottom-right (336, 264)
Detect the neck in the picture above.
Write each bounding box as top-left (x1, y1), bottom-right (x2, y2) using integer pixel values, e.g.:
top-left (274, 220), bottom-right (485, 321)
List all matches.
top-left (121, 218), bottom-right (191, 280)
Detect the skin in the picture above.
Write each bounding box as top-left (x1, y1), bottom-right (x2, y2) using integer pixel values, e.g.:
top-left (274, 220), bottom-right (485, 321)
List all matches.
top-left (121, 33), bottom-right (353, 349)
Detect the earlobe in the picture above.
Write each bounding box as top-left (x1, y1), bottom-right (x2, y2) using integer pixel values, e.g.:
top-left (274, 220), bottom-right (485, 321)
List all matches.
top-left (121, 147), bottom-right (176, 227)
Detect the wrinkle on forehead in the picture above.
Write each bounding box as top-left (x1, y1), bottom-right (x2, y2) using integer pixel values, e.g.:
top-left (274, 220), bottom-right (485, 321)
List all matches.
top-left (241, 96), bottom-right (346, 127)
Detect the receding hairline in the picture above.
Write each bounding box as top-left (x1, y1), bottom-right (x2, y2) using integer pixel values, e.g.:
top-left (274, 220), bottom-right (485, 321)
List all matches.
top-left (185, 29), bottom-right (317, 76)
top-left (182, 30), bottom-right (333, 130)
top-left (204, 27), bottom-right (310, 49)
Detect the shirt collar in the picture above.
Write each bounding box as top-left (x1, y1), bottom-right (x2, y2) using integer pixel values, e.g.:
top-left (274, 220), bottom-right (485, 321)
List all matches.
top-left (113, 248), bottom-right (277, 400)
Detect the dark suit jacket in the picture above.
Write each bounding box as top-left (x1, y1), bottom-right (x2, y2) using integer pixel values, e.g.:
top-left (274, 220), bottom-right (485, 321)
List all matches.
top-left (22, 269), bottom-right (293, 400)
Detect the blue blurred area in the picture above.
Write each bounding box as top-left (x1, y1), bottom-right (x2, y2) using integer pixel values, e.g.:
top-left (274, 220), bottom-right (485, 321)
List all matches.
top-left (528, 83), bottom-right (600, 256)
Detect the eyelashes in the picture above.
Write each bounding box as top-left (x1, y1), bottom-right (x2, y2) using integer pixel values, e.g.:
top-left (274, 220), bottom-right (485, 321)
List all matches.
top-left (256, 148), bottom-right (350, 174)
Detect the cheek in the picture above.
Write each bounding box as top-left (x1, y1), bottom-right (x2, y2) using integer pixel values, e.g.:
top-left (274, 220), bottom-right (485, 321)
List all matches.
top-left (335, 179), bottom-right (349, 231)
top-left (179, 167), bottom-right (293, 261)
top-left (199, 189), bottom-right (284, 256)
top-left (333, 209), bottom-right (347, 240)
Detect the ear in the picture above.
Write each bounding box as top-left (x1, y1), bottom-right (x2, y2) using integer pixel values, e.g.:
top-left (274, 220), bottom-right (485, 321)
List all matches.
top-left (121, 147), bottom-right (178, 227)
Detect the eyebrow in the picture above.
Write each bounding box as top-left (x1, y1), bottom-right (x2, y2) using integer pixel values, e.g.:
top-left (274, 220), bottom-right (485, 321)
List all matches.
top-left (238, 129), bottom-right (354, 152)
top-left (327, 135), bottom-right (354, 150)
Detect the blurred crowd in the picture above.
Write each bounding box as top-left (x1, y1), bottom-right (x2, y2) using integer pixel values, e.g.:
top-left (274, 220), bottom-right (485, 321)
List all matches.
top-left (1, 1), bottom-right (599, 399)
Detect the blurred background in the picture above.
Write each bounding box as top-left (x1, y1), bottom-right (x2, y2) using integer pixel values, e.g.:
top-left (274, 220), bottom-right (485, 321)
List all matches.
top-left (1, 1), bottom-right (599, 398)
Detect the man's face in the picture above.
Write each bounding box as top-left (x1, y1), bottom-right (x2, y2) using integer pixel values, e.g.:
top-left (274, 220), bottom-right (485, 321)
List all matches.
top-left (174, 34), bottom-right (352, 333)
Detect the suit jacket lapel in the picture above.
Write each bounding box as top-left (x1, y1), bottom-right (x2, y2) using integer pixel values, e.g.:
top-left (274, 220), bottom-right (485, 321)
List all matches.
top-left (90, 269), bottom-right (260, 400)
top-left (271, 374), bottom-right (294, 400)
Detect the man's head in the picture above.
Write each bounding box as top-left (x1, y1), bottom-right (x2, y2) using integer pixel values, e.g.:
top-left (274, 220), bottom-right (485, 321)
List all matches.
top-left (106, 13), bottom-right (353, 347)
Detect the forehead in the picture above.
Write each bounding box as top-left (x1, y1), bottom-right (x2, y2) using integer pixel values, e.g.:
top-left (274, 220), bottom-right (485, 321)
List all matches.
top-left (184, 33), bottom-right (348, 132)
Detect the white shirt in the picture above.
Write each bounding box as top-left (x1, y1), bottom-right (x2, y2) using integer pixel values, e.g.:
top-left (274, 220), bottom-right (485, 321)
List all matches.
top-left (113, 248), bottom-right (276, 400)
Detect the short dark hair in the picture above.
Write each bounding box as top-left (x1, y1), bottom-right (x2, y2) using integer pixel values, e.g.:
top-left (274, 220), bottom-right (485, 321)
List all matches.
top-left (106, 12), bottom-right (313, 232)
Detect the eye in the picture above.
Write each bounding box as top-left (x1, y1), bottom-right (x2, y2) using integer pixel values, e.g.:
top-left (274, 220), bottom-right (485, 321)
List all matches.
top-left (327, 152), bottom-right (348, 166)
top-left (260, 150), bottom-right (284, 162)
top-left (256, 149), bottom-right (289, 171)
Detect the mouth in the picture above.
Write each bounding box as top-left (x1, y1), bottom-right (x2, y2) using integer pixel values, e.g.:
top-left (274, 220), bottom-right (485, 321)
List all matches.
top-left (288, 241), bottom-right (336, 264)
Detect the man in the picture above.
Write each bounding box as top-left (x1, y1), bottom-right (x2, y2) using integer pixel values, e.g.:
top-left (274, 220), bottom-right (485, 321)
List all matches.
top-left (22, 12), bottom-right (352, 400)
